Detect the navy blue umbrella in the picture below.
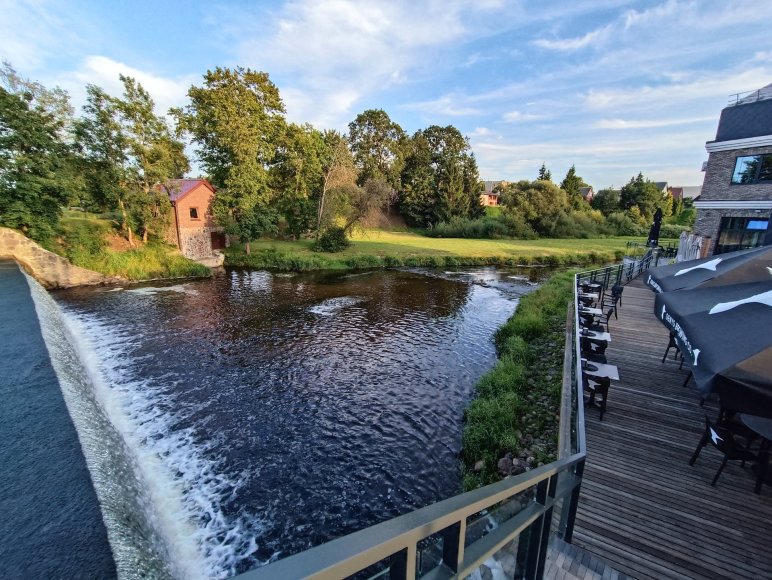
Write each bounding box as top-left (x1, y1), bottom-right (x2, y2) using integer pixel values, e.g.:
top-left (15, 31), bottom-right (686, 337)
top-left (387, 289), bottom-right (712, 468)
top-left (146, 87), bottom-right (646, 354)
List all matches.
top-left (654, 280), bottom-right (772, 416)
top-left (645, 245), bottom-right (772, 293)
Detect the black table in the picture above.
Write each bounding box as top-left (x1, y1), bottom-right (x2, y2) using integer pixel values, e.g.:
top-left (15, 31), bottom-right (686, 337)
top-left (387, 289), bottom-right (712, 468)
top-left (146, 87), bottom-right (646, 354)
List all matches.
top-left (740, 414), bottom-right (772, 494)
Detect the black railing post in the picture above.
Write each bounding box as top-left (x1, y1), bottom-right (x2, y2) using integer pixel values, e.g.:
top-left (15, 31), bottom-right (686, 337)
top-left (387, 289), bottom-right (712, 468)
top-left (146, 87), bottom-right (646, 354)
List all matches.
top-left (560, 458), bottom-right (585, 543)
top-left (521, 478), bottom-right (552, 580)
top-left (441, 520), bottom-right (464, 573)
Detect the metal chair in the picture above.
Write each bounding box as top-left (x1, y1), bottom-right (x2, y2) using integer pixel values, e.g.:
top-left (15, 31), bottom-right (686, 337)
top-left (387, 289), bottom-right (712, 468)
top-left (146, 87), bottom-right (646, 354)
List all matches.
top-left (689, 416), bottom-right (758, 487)
top-left (662, 333), bottom-right (684, 370)
top-left (582, 373), bottom-right (611, 421)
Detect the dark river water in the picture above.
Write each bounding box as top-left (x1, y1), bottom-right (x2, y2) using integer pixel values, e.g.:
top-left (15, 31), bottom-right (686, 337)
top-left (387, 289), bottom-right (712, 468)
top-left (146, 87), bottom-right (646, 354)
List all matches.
top-left (52, 267), bottom-right (548, 578)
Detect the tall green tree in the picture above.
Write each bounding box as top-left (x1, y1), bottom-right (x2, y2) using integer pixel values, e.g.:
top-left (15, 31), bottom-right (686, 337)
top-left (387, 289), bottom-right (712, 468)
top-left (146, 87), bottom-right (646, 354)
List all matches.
top-left (176, 66), bottom-right (286, 253)
top-left (75, 77), bottom-right (188, 245)
top-left (347, 109), bottom-right (406, 189)
top-left (399, 125), bottom-right (481, 228)
top-left (590, 188), bottom-right (621, 216)
top-left (317, 130), bottom-right (358, 237)
top-left (619, 173), bottom-right (671, 223)
top-left (0, 87), bottom-right (70, 242)
top-left (560, 164), bottom-right (588, 210)
top-left (537, 163), bottom-right (552, 182)
top-left (499, 179), bottom-right (569, 236)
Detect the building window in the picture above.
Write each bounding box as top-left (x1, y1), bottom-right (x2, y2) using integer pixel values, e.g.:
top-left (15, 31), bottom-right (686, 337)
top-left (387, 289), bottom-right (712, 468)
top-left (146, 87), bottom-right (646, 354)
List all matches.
top-left (189, 207), bottom-right (199, 220)
top-left (730, 154), bottom-right (772, 184)
top-left (714, 216), bottom-right (769, 254)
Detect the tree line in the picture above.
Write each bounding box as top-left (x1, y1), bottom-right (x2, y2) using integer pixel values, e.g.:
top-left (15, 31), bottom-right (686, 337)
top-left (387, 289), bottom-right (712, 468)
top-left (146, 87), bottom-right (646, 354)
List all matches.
top-left (0, 63), bottom-right (483, 252)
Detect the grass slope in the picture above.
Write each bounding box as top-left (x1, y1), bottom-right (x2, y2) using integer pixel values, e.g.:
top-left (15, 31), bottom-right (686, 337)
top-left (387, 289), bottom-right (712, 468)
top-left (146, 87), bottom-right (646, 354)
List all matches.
top-left (226, 230), bottom-right (636, 270)
top-left (461, 270), bottom-right (574, 490)
top-left (53, 212), bottom-right (211, 281)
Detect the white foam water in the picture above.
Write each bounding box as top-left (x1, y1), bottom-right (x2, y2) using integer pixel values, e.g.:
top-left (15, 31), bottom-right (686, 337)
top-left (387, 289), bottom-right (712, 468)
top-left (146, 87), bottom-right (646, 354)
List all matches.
top-left (27, 274), bottom-right (264, 579)
top-left (307, 296), bottom-right (364, 316)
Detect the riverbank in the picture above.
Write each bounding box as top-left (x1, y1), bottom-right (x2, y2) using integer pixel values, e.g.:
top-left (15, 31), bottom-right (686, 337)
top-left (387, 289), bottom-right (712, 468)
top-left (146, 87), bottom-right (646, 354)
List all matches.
top-left (225, 231), bottom-right (632, 270)
top-left (461, 269), bottom-right (574, 490)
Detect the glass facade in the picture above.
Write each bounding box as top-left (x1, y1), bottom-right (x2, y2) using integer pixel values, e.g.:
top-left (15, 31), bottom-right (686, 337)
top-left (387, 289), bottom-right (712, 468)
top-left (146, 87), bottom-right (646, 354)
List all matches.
top-left (714, 216), bottom-right (770, 254)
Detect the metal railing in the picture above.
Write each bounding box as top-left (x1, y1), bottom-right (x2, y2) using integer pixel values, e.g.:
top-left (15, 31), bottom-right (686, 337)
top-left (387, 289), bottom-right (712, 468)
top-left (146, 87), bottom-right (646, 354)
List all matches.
top-left (728, 87), bottom-right (772, 106)
top-left (235, 255), bottom-right (666, 580)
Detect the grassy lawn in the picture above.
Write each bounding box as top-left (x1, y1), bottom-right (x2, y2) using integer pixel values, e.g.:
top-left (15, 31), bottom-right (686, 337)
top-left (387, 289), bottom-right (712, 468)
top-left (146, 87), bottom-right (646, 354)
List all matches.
top-left (226, 230), bottom-right (642, 270)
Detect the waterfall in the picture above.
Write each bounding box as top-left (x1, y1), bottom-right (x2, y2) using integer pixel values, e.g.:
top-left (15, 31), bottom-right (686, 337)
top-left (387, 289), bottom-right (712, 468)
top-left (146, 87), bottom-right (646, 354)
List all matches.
top-left (25, 273), bottom-right (201, 579)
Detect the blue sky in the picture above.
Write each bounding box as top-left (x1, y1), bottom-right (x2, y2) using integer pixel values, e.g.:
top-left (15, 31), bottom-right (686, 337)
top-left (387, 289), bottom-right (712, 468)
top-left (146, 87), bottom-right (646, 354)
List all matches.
top-left (2, 0), bottom-right (771, 189)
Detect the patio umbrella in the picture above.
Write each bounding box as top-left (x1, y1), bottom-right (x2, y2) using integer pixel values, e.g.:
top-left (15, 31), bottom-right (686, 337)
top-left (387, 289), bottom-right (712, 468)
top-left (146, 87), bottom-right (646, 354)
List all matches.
top-left (654, 280), bottom-right (772, 417)
top-left (645, 245), bottom-right (772, 293)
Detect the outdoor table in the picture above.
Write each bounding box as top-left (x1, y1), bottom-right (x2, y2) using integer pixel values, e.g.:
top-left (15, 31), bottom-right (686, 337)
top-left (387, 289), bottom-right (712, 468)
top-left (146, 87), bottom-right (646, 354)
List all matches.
top-left (579, 329), bottom-right (611, 342)
top-left (578, 292), bottom-right (599, 300)
top-left (578, 307), bottom-right (602, 317)
top-left (581, 282), bottom-right (603, 291)
top-left (582, 361), bottom-right (619, 381)
top-left (739, 414), bottom-right (772, 494)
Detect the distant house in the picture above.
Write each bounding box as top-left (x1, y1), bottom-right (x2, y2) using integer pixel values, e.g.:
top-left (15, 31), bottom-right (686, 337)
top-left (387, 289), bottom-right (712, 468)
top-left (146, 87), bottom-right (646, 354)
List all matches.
top-left (162, 179), bottom-right (227, 260)
top-left (694, 81), bottom-right (772, 255)
top-left (653, 181), bottom-right (668, 193)
top-left (579, 186), bottom-right (595, 203)
top-left (480, 180), bottom-right (507, 206)
top-left (668, 186), bottom-right (702, 201)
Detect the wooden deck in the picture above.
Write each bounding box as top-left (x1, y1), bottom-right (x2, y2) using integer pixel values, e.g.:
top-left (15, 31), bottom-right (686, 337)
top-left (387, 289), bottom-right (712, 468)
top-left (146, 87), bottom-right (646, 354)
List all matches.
top-left (572, 278), bottom-right (772, 580)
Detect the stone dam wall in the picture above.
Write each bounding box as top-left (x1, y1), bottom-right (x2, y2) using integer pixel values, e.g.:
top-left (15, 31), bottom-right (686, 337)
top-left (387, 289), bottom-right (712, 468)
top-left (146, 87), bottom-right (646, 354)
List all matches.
top-left (0, 227), bottom-right (116, 289)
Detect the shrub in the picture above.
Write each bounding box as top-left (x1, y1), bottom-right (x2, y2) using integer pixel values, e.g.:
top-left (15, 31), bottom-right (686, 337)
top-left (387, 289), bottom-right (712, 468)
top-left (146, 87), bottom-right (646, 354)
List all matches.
top-left (314, 227), bottom-right (350, 252)
top-left (659, 224), bottom-right (689, 239)
top-left (605, 212), bottom-right (646, 236)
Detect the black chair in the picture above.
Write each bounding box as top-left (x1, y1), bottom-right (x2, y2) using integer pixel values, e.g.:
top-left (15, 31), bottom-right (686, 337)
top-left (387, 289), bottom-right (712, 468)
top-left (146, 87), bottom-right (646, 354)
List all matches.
top-left (583, 373), bottom-right (611, 420)
top-left (662, 333), bottom-right (684, 369)
top-left (611, 283), bottom-right (623, 308)
top-left (581, 337), bottom-right (608, 364)
top-left (689, 416), bottom-right (758, 487)
top-left (601, 294), bottom-right (620, 320)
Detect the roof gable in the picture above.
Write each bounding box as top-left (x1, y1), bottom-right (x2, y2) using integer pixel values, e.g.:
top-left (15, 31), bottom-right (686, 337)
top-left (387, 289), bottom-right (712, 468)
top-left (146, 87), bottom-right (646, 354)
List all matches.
top-left (163, 179), bottom-right (216, 202)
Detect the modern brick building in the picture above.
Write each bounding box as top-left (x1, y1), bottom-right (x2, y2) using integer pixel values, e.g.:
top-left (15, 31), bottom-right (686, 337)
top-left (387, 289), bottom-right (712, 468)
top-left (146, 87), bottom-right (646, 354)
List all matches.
top-left (163, 179), bottom-right (227, 259)
top-left (694, 83), bottom-right (772, 255)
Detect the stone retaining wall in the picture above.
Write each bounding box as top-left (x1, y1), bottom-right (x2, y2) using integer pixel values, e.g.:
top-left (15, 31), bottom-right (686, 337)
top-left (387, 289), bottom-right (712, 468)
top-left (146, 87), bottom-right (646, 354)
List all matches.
top-left (0, 227), bottom-right (116, 289)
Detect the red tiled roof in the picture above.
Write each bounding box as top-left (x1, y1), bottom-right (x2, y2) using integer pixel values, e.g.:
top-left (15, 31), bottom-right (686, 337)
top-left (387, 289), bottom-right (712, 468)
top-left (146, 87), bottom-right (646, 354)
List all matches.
top-left (163, 179), bottom-right (215, 202)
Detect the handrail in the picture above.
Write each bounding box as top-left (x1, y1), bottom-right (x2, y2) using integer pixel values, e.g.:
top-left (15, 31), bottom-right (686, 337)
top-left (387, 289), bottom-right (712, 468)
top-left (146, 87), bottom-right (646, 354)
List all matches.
top-left (234, 255), bottom-right (671, 580)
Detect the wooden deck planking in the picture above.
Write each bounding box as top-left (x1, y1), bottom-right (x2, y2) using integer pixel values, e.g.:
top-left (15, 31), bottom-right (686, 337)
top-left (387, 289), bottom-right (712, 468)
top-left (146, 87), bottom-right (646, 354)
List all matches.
top-left (573, 278), bottom-right (772, 580)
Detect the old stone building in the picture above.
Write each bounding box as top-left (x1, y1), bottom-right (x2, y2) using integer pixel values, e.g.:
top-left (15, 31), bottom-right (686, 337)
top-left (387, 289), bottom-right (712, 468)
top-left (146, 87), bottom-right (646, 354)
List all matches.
top-left (694, 83), bottom-right (772, 255)
top-left (163, 179), bottom-right (227, 260)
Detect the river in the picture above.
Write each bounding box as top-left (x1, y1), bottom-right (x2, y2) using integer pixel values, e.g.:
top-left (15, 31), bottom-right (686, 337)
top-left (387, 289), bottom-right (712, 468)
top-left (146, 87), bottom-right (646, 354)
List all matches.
top-left (39, 266), bottom-right (548, 578)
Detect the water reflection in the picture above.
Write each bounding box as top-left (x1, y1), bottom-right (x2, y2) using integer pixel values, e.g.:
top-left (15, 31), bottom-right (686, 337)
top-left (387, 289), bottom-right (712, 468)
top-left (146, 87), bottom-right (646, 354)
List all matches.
top-left (55, 267), bottom-right (548, 575)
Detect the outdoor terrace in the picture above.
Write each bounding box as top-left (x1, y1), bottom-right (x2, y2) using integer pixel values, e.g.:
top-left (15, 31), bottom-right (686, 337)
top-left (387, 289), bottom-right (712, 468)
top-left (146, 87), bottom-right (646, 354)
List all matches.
top-left (573, 278), bottom-right (772, 579)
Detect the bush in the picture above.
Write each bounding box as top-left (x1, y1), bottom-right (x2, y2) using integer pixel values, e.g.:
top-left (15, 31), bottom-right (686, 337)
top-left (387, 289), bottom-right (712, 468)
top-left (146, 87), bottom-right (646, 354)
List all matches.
top-left (604, 212), bottom-right (646, 236)
top-left (314, 227), bottom-right (350, 252)
top-left (659, 224), bottom-right (690, 239)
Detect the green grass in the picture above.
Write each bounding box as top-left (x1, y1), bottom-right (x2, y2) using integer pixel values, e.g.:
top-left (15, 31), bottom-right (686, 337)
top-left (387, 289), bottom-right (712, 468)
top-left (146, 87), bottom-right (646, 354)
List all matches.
top-left (54, 214), bottom-right (211, 281)
top-left (226, 230), bottom-right (637, 270)
top-left (461, 270), bottom-right (575, 490)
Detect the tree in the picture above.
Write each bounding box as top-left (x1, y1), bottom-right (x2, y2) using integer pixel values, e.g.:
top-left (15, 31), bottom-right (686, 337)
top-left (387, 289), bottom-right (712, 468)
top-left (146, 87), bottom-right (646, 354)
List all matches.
top-left (498, 179), bottom-right (569, 236)
top-left (560, 164), bottom-right (588, 209)
top-left (537, 163), bottom-right (552, 182)
top-left (75, 77), bottom-right (188, 245)
top-left (317, 130), bottom-right (357, 237)
top-left (176, 66), bottom-right (286, 253)
top-left (398, 125), bottom-right (481, 228)
top-left (270, 123), bottom-right (326, 239)
top-left (0, 87), bottom-right (70, 242)
top-left (619, 173), bottom-right (671, 223)
top-left (347, 109), bottom-right (406, 189)
top-left (1, 60), bottom-right (74, 140)
top-left (590, 188), bottom-right (621, 216)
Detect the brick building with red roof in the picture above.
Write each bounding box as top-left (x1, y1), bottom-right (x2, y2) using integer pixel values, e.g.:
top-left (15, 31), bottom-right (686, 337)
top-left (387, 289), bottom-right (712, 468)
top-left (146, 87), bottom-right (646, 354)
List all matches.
top-left (162, 179), bottom-right (227, 260)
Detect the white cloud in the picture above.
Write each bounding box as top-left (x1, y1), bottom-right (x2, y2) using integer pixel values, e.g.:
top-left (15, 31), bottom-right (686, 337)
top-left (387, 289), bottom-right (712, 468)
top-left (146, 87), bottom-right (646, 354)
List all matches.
top-left (402, 95), bottom-right (482, 117)
top-left (502, 110), bottom-right (547, 123)
top-left (470, 127), bottom-right (493, 136)
top-left (595, 116), bottom-right (715, 129)
top-left (533, 25), bottom-right (611, 52)
top-left (59, 55), bottom-right (195, 115)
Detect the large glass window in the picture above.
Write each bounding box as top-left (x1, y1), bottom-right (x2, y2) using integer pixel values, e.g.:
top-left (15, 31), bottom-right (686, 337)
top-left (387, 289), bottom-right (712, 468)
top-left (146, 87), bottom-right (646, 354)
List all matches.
top-left (731, 154), bottom-right (772, 184)
top-left (714, 216), bottom-right (769, 254)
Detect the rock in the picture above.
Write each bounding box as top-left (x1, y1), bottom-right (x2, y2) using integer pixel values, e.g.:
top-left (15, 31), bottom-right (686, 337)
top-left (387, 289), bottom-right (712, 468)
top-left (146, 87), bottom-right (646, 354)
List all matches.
top-left (498, 455), bottom-right (528, 477)
top-left (479, 564), bottom-right (493, 580)
top-left (473, 460), bottom-right (485, 472)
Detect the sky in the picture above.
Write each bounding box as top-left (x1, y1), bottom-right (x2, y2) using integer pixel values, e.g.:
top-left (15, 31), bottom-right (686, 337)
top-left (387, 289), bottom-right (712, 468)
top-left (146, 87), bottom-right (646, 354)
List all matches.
top-left (2, 0), bottom-right (771, 189)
